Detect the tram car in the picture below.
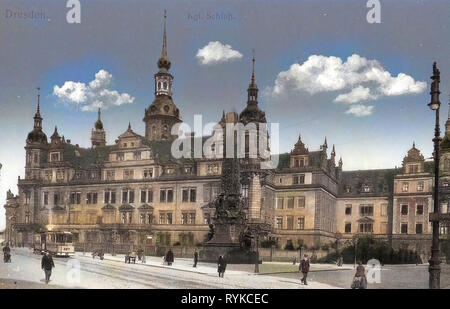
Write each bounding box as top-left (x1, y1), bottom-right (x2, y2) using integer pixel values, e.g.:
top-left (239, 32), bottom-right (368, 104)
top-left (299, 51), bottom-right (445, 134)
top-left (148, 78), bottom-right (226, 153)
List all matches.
top-left (33, 231), bottom-right (75, 257)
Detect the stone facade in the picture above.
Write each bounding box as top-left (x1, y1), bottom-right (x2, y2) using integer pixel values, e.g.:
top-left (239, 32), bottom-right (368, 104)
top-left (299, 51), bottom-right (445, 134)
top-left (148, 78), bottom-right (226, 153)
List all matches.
top-left (5, 14), bottom-right (449, 257)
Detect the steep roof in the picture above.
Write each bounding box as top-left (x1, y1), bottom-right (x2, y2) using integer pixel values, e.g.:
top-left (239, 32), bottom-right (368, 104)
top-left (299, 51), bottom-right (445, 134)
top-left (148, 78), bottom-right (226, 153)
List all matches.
top-left (339, 168), bottom-right (399, 197)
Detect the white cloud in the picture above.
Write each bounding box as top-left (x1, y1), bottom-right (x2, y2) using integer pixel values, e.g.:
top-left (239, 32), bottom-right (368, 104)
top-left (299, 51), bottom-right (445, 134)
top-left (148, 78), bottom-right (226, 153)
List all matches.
top-left (269, 54), bottom-right (426, 115)
top-left (196, 41), bottom-right (243, 65)
top-left (345, 104), bottom-right (374, 117)
top-left (335, 86), bottom-right (376, 104)
top-left (53, 69), bottom-right (135, 111)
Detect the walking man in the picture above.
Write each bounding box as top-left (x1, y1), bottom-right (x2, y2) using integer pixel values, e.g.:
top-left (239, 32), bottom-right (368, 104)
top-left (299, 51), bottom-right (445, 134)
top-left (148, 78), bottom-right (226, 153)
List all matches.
top-left (41, 251), bottom-right (55, 284)
top-left (300, 254), bottom-right (310, 285)
top-left (217, 255), bottom-right (227, 278)
top-left (165, 249), bottom-right (174, 266)
top-left (193, 250), bottom-right (198, 268)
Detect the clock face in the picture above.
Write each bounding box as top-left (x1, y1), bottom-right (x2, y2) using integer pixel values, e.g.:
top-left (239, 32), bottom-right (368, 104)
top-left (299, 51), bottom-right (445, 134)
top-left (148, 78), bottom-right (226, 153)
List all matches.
top-left (164, 105), bottom-right (170, 112)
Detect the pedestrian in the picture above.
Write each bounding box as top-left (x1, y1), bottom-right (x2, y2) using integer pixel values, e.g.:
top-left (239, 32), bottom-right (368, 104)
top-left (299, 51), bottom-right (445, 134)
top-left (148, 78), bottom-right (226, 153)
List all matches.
top-left (351, 261), bottom-right (367, 289)
top-left (3, 242), bottom-right (11, 263)
top-left (41, 251), bottom-right (55, 284)
top-left (292, 256), bottom-right (297, 265)
top-left (337, 255), bottom-right (343, 267)
top-left (299, 254), bottom-right (310, 285)
top-left (165, 249), bottom-right (174, 266)
top-left (217, 255), bottom-right (227, 278)
top-left (193, 250), bottom-right (198, 268)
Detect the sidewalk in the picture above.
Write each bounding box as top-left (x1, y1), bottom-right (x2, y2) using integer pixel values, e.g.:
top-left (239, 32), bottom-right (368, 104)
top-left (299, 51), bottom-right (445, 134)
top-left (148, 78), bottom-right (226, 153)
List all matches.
top-left (76, 251), bottom-right (350, 276)
top-left (76, 252), bottom-right (250, 276)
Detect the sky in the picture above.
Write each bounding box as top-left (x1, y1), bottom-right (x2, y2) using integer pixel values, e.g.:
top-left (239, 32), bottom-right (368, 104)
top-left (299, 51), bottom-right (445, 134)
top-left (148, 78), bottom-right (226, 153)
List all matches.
top-left (1, 0), bottom-right (450, 230)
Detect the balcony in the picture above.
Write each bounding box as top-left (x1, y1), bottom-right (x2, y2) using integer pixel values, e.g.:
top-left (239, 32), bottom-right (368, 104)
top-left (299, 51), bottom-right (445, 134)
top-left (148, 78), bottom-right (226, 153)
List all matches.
top-left (99, 223), bottom-right (152, 231)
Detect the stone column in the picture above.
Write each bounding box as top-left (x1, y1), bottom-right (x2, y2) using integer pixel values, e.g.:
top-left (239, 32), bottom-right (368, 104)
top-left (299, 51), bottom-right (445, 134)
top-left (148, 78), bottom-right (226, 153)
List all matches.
top-left (248, 173), bottom-right (262, 220)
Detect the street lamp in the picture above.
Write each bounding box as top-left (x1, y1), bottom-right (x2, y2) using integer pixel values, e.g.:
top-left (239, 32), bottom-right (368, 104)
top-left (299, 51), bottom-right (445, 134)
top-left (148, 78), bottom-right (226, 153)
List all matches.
top-left (428, 61), bottom-right (442, 289)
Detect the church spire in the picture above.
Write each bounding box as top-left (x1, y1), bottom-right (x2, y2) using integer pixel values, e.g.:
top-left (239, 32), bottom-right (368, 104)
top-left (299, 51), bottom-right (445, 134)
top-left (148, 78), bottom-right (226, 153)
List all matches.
top-left (247, 49), bottom-right (258, 105)
top-left (33, 87), bottom-right (43, 129)
top-left (157, 9), bottom-right (171, 72)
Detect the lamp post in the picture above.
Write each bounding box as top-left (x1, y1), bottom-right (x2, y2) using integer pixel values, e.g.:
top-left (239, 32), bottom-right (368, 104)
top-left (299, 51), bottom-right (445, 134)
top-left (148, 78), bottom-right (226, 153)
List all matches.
top-left (428, 61), bottom-right (442, 289)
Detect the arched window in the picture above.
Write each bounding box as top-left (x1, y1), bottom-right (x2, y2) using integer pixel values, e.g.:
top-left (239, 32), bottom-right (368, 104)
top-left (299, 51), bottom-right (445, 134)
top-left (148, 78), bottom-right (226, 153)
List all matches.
top-left (158, 82), bottom-right (162, 90)
top-left (163, 82), bottom-right (168, 90)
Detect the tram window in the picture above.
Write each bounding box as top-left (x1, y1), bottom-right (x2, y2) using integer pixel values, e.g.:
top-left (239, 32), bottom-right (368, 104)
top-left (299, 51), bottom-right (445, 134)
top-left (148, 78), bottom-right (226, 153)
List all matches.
top-left (56, 234), bottom-right (64, 243)
top-left (66, 235), bottom-right (73, 243)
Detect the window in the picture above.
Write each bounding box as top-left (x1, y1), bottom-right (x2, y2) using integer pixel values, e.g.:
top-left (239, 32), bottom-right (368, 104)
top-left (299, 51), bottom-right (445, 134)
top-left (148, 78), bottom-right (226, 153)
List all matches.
top-left (43, 192), bottom-right (49, 206)
top-left (167, 189), bottom-right (173, 203)
top-left (363, 185), bottom-right (371, 193)
top-left (293, 176), bottom-right (299, 184)
top-left (401, 224), bottom-right (408, 234)
top-left (141, 190), bottom-right (147, 203)
top-left (299, 158), bottom-right (305, 167)
top-left (147, 190), bottom-right (153, 203)
top-left (160, 190), bottom-right (166, 203)
top-left (345, 205), bottom-right (352, 215)
top-left (140, 213), bottom-right (146, 224)
top-left (416, 205), bottom-right (424, 215)
top-left (160, 189), bottom-right (173, 203)
top-left (70, 192), bottom-right (81, 205)
top-left (24, 192), bottom-right (31, 205)
top-left (276, 198), bottom-right (284, 210)
top-left (143, 169), bottom-right (153, 179)
top-left (287, 197), bottom-right (294, 209)
top-left (359, 223), bottom-right (373, 233)
top-left (117, 153), bottom-right (124, 161)
top-left (360, 205), bottom-right (374, 216)
top-left (299, 174), bottom-right (305, 184)
top-left (159, 213), bottom-right (165, 224)
top-left (297, 217), bottom-right (305, 230)
top-left (381, 203), bottom-right (388, 216)
top-left (166, 213), bottom-right (173, 224)
top-left (402, 182), bottom-right (409, 192)
top-left (182, 189), bottom-right (189, 202)
top-left (123, 170), bottom-right (134, 180)
top-left (409, 164), bottom-right (419, 174)
top-left (53, 193), bottom-right (60, 206)
top-left (401, 204), bottom-right (408, 215)
top-left (287, 216), bottom-right (294, 229)
top-left (50, 152), bottom-right (60, 162)
top-left (345, 223), bottom-right (352, 234)
top-left (207, 164), bottom-right (219, 175)
top-left (133, 152), bottom-right (141, 160)
top-left (276, 217), bottom-right (283, 229)
top-left (122, 189), bottom-right (134, 203)
top-left (106, 170), bottom-right (115, 181)
top-left (416, 223), bottom-right (423, 234)
top-left (189, 213), bottom-right (195, 224)
top-left (181, 213), bottom-right (188, 225)
top-left (417, 181), bottom-right (424, 191)
top-left (25, 211), bottom-right (30, 224)
top-left (104, 191), bottom-right (116, 204)
top-left (297, 196), bottom-right (305, 208)
top-left (87, 192), bottom-right (98, 205)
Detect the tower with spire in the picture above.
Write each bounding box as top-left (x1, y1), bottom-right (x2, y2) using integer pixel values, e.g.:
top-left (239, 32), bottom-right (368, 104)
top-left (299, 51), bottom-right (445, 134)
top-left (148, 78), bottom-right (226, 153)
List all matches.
top-left (239, 50), bottom-right (267, 125)
top-left (25, 88), bottom-right (48, 179)
top-left (91, 108), bottom-right (106, 148)
top-left (143, 10), bottom-right (181, 141)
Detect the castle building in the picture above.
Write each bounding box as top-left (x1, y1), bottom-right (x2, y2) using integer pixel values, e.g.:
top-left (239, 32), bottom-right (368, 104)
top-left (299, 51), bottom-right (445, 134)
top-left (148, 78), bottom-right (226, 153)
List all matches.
top-left (4, 13), bottom-right (449, 256)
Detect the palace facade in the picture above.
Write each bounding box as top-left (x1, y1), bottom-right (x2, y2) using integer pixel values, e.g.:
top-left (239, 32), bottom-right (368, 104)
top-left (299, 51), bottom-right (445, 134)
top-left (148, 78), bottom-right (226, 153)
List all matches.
top-left (5, 14), bottom-right (450, 256)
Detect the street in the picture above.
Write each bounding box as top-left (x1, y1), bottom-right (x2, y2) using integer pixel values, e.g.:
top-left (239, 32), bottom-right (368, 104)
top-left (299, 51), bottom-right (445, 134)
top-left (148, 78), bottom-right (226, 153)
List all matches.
top-left (0, 248), bottom-right (336, 289)
top-left (270, 264), bottom-right (450, 289)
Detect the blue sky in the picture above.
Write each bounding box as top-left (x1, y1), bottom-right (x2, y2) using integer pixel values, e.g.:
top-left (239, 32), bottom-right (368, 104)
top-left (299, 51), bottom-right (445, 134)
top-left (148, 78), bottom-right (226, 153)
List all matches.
top-left (1, 0), bottom-right (450, 230)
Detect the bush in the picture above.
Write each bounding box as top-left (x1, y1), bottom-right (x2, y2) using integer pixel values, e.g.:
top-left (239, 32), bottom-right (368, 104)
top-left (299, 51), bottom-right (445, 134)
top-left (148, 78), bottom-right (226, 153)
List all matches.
top-left (284, 242), bottom-right (295, 251)
top-left (316, 236), bottom-right (421, 264)
top-left (261, 239), bottom-right (277, 248)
